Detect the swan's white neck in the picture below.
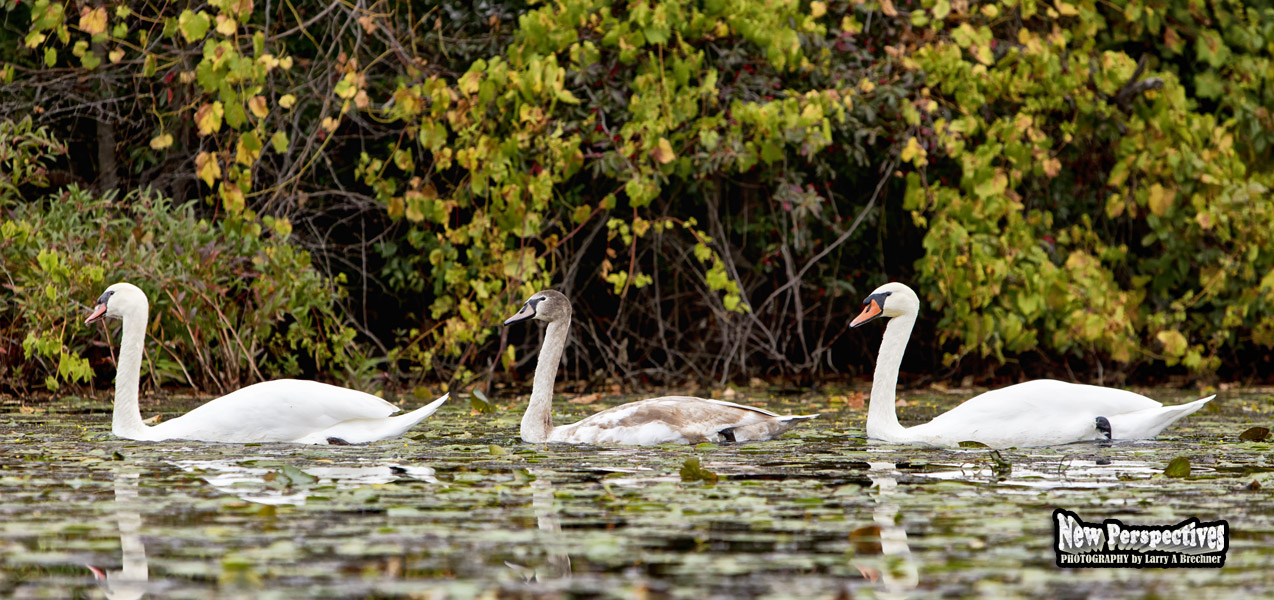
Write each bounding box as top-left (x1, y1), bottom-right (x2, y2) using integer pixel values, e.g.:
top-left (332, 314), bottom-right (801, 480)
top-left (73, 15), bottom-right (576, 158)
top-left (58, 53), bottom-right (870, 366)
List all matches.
top-left (523, 317), bottom-right (569, 443)
top-left (866, 312), bottom-right (916, 442)
top-left (111, 305), bottom-right (151, 439)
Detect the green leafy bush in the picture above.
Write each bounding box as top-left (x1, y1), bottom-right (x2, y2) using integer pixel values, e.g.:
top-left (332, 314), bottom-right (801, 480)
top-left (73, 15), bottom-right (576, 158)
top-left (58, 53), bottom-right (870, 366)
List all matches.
top-left (5, 0), bottom-right (1273, 389)
top-left (0, 126), bottom-right (364, 393)
top-left (900, 0), bottom-right (1274, 373)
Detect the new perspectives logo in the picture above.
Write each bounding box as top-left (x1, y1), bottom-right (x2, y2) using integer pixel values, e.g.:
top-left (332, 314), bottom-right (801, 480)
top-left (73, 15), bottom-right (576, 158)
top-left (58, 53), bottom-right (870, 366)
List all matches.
top-left (1053, 509), bottom-right (1229, 568)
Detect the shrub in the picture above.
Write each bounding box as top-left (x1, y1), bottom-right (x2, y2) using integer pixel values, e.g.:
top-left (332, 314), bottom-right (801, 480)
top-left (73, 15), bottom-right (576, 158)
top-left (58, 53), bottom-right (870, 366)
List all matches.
top-left (1, 124), bottom-right (365, 393)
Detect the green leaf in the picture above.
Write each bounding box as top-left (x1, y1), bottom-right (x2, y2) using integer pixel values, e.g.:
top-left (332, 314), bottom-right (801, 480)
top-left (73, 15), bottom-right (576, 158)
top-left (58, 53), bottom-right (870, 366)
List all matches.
top-left (680, 457), bottom-right (718, 483)
top-left (470, 388), bottom-right (495, 414)
top-left (178, 10), bottom-right (210, 43)
top-left (271, 130), bottom-right (289, 153)
top-left (1164, 457), bottom-right (1191, 478)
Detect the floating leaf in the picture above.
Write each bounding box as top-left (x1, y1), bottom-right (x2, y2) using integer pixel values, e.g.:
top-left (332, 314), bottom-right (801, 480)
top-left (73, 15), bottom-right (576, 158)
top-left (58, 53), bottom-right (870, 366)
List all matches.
top-left (470, 388), bottom-right (495, 414)
top-left (1164, 457), bottom-right (1191, 478)
top-left (1239, 427), bottom-right (1270, 442)
top-left (680, 457), bottom-right (718, 484)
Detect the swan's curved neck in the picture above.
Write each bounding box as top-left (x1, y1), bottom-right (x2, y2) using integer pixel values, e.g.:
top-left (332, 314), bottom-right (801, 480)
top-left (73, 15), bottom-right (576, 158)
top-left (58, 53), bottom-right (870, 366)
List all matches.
top-left (867, 313), bottom-right (916, 442)
top-left (523, 317), bottom-right (569, 443)
top-left (112, 306), bottom-right (150, 439)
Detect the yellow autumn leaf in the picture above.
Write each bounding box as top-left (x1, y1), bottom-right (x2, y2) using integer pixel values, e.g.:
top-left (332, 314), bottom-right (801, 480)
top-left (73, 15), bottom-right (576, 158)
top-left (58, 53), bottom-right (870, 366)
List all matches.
top-left (335, 73), bottom-right (358, 99)
top-left (880, 0), bottom-right (898, 17)
top-left (651, 138), bottom-right (676, 164)
top-left (1042, 157), bottom-right (1061, 178)
top-left (974, 44), bottom-right (994, 65)
top-left (1055, 1), bottom-right (1079, 16)
top-left (248, 96), bottom-right (268, 118)
top-left (321, 116), bottom-right (340, 132)
top-left (236, 132), bottom-right (262, 166)
top-left (215, 14), bottom-right (237, 36)
top-left (80, 7), bottom-right (108, 36)
top-left (900, 137), bottom-right (927, 165)
top-left (1156, 329), bottom-right (1188, 357)
top-left (354, 89), bottom-right (370, 109)
top-left (149, 134), bottom-right (173, 150)
top-left (1195, 211), bottom-right (1213, 230)
top-left (195, 102), bottom-right (224, 136)
top-left (810, 1), bottom-right (826, 18)
top-left (109, 49), bottom-right (124, 63)
top-left (1147, 183), bottom-right (1175, 216)
top-left (195, 151), bottom-right (221, 186)
top-left (278, 94), bottom-right (296, 109)
top-left (458, 71), bottom-right (481, 95)
top-left (279, 56), bottom-right (294, 70)
top-left (221, 183), bottom-right (245, 213)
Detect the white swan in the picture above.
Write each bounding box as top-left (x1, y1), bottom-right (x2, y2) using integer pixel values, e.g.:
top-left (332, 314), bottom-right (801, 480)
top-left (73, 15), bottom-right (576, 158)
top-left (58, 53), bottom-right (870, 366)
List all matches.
top-left (851, 282), bottom-right (1214, 448)
top-left (85, 282), bottom-right (448, 444)
top-left (504, 290), bottom-right (817, 445)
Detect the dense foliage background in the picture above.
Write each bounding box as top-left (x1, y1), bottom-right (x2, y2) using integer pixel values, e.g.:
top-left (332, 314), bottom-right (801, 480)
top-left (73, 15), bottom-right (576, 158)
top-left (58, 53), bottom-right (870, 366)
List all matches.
top-left (1, 0), bottom-right (1271, 395)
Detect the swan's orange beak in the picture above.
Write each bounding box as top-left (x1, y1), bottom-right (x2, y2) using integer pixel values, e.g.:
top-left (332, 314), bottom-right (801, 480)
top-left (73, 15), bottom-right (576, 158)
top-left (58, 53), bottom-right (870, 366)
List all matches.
top-left (85, 303), bottom-right (108, 325)
top-left (850, 299), bottom-right (883, 328)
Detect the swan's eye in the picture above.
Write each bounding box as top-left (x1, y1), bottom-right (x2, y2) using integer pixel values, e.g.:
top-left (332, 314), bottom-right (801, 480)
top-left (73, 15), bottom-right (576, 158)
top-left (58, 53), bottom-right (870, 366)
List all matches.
top-left (96, 290), bottom-right (115, 305)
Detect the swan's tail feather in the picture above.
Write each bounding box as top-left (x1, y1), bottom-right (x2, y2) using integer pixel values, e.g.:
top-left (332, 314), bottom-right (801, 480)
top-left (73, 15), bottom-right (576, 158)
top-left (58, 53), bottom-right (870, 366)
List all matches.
top-left (399, 393), bottom-right (450, 423)
top-left (721, 414), bottom-right (818, 443)
top-left (781, 414), bottom-right (820, 422)
top-left (314, 393), bottom-right (450, 444)
top-left (1111, 395), bottom-right (1214, 440)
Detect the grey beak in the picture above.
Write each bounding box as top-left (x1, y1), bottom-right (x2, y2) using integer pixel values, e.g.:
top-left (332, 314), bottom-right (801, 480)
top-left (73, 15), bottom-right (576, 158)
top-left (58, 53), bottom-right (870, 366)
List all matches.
top-left (504, 302), bottom-right (536, 325)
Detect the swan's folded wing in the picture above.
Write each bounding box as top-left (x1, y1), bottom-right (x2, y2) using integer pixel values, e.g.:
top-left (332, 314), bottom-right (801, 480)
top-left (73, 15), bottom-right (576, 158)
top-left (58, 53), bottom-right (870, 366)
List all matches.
top-left (917, 379), bottom-right (1166, 447)
top-left (552, 396), bottom-right (798, 445)
top-left (153, 379), bottom-right (401, 443)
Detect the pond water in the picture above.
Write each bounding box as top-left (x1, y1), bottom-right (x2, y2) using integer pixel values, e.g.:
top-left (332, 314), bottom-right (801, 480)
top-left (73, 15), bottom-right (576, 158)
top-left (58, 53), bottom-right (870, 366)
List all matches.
top-left (2, 387), bottom-right (1272, 599)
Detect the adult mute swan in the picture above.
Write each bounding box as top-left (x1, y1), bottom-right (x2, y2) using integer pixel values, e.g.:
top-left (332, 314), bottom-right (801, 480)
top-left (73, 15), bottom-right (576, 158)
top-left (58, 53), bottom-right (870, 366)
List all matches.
top-left (504, 290), bottom-right (817, 445)
top-left (850, 282), bottom-right (1213, 448)
top-left (85, 282), bottom-right (448, 444)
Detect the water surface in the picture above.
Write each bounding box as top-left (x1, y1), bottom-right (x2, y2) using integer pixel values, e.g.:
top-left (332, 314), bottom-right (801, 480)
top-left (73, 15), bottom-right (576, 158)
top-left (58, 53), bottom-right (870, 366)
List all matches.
top-left (2, 388), bottom-right (1271, 598)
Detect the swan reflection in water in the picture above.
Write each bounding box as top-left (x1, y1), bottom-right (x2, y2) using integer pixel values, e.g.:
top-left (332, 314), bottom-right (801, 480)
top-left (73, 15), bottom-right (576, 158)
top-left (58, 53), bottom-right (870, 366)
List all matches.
top-left (88, 469), bottom-right (148, 600)
top-left (848, 461), bottom-right (919, 600)
top-left (171, 458), bottom-right (438, 505)
top-left (506, 470), bottom-right (571, 582)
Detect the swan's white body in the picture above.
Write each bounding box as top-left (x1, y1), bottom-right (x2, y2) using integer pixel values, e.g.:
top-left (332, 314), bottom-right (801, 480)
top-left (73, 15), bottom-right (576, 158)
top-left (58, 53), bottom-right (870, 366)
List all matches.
top-left (855, 282), bottom-right (1213, 448)
top-left (506, 290), bottom-right (816, 445)
top-left (87, 283), bottom-right (447, 444)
